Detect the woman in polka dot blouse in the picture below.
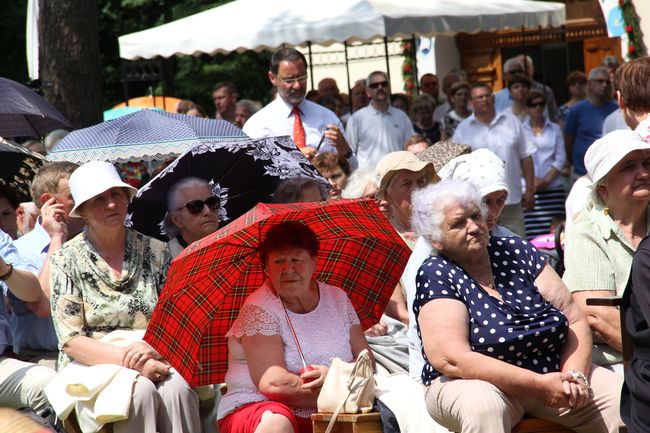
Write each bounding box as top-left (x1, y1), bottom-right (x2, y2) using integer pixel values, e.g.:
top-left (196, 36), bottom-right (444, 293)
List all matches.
top-left (410, 179), bottom-right (624, 433)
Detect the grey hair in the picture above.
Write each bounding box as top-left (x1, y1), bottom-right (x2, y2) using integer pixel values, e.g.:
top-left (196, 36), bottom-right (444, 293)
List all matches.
top-left (589, 66), bottom-right (609, 80)
top-left (43, 129), bottom-right (70, 151)
top-left (366, 71), bottom-right (388, 88)
top-left (162, 177), bottom-right (213, 237)
top-left (341, 167), bottom-right (378, 199)
top-left (503, 58), bottom-right (524, 73)
top-left (236, 99), bottom-right (260, 115)
top-left (411, 179), bottom-right (486, 245)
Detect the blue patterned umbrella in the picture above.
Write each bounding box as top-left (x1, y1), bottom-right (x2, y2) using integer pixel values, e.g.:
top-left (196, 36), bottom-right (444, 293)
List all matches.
top-left (0, 77), bottom-right (71, 138)
top-left (47, 109), bottom-right (247, 163)
top-left (127, 136), bottom-right (329, 241)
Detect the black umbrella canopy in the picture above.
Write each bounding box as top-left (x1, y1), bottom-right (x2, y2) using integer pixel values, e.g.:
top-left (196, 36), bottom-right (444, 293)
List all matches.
top-left (127, 136), bottom-right (329, 241)
top-left (0, 77), bottom-right (71, 138)
top-left (0, 138), bottom-right (47, 202)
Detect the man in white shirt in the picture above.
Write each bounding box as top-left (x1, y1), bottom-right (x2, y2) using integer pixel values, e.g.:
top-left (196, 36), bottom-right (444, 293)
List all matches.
top-left (452, 82), bottom-right (535, 237)
top-left (346, 71), bottom-right (415, 170)
top-left (243, 48), bottom-right (356, 168)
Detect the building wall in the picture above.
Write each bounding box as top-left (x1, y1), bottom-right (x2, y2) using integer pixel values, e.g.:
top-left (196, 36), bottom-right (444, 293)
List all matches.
top-left (636, 0), bottom-right (650, 55)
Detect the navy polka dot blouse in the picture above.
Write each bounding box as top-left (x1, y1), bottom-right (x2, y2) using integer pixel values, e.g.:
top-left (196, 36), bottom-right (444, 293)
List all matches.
top-left (413, 236), bottom-right (568, 385)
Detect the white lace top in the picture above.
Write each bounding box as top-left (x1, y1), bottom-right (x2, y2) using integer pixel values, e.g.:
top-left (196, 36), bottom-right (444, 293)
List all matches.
top-left (217, 281), bottom-right (360, 420)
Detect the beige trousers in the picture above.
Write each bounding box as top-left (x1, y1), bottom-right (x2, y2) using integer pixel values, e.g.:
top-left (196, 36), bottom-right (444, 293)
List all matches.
top-left (425, 365), bottom-right (624, 433)
top-left (0, 357), bottom-right (56, 416)
top-left (112, 369), bottom-right (201, 433)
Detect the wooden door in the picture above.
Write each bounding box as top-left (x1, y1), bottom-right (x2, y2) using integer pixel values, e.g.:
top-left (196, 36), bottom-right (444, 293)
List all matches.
top-left (583, 37), bottom-right (621, 73)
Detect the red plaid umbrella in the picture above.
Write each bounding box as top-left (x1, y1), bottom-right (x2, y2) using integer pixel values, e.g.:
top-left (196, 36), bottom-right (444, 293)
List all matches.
top-left (144, 199), bottom-right (410, 386)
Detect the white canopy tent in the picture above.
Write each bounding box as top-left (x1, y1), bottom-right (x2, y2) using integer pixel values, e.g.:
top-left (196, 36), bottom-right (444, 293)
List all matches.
top-left (118, 0), bottom-right (565, 60)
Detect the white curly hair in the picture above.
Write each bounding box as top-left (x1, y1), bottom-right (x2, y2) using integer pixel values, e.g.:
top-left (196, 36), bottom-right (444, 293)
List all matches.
top-left (411, 179), bottom-right (486, 245)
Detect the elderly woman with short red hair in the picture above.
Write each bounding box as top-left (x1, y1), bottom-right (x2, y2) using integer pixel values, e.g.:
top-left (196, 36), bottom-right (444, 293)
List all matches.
top-left (217, 221), bottom-right (371, 433)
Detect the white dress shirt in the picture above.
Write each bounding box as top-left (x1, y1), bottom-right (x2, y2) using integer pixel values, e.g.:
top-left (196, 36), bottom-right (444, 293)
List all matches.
top-left (243, 97), bottom-right (358, 168)
top-left (452, 112), bottom-right (535, 205)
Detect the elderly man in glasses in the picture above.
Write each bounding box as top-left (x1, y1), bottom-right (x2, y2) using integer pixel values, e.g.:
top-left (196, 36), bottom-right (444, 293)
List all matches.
top-left (345, 71), bottom-right (415, 170)
top-left (243, 48), bottom-right (357, 169)
top-left (164, 177), bottom-right (221, 258)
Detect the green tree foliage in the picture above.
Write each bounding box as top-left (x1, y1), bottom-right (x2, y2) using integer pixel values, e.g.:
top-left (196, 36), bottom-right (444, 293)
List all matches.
top-left (4, 1), bottom-right (274, 114)
top-left (0, 0), bottom-right (29, 83)
top-left (98, 0), bottom-right (273, 114)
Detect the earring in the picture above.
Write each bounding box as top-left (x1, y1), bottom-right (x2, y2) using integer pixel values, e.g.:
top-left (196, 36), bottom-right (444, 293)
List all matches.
top-left (603, 207), bottom-right (609, 216)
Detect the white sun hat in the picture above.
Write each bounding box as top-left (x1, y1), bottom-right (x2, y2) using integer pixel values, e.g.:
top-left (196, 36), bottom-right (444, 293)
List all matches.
top-left (68, 161), bottom-right (137, 217)
top-left (585, 129), bottom-right (650, 186)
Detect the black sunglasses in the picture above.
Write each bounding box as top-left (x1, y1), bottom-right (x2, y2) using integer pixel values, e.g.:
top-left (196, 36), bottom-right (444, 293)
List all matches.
top-left (527, 101), bottom-right (545, 108)
top-left (368, 81), bottom-right (389, 89)
top-left (176, 196), bottom-right (220, 214)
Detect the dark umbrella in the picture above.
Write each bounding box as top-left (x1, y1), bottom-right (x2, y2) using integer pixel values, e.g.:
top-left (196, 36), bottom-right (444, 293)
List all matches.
top-left (0, 77), bottom-right (71, 138)
top-left (0, 138), bottom-right (46, 202)
top-left (47, 109), bottom-right (247, 164)
top-left (127, 136), bottom-right (329, 240)
top-left (144, 199), bottom-right (410, 386)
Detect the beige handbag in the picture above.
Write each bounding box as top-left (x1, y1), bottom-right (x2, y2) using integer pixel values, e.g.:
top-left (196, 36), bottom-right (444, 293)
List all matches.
top-left (316, 349), bottom-right (376, 433)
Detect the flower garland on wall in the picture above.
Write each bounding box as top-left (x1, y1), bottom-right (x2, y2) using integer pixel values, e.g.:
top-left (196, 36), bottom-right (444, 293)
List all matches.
top-left (401, 40), bottom-right (416, 95)
top-left (620, 0), bottom-right (645, 58)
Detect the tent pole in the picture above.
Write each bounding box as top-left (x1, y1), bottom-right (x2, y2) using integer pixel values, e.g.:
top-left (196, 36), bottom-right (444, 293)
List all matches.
top-left (384, 36), bottom-right (391, 82)
top-left (307, 41), bottom-right (315, 90)
top-left (344, 40), bottom-right (352, 113)
top-left (412, 34), bottom-right (419, 94)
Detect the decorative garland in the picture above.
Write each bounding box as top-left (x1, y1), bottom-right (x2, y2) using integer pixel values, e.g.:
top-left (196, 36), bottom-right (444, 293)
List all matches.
top-left (401, 41), bottom-right (416, 94)
top-left (620, 0), bottom-right (645, 58)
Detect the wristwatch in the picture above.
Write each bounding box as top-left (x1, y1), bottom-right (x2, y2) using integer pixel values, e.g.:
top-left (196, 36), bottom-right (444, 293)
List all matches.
top-left (568, 369), bottom-right (590, 388)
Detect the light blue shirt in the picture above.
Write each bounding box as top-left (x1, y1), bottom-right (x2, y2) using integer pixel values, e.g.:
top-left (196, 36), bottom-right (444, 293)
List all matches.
top-left (494, 88), bottom-right (512, 113)
top-left (0, 230), bottom-right (40, 354)
top-left (11, 221), bottom-right (58, 353)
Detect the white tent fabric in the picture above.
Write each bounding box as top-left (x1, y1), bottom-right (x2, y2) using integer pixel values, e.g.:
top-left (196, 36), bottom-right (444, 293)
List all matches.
top-left (118, 0), bottom-right (565, 60)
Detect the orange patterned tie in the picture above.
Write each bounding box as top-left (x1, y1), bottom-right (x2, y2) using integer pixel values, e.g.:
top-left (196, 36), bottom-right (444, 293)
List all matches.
top-left (292, 106), bottom-right (306, 148)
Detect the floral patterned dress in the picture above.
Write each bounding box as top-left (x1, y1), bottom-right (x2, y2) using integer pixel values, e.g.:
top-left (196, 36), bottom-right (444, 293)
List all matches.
top-left (50, 229), bottom-right (170, 367)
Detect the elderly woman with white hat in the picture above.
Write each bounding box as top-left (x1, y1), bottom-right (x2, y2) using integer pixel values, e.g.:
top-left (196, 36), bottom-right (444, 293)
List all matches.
top-left (563, 129), bottom-right (650, 374)
top-left (49, 161), bottom-right (200, 433)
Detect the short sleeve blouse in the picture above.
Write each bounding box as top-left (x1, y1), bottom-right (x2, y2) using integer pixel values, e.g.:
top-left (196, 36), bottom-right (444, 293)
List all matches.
top-left (413, 236), bottom-right (568, 385)
top-left (217, 281), bottom-right (360, 420)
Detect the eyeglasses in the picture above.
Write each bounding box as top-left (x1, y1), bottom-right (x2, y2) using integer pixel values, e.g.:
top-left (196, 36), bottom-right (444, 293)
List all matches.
top-left (368, 81), bottom-right (389, 89)
top-left (527, 101), bottom-right (545, 108)
top-left (176, 196), bottom-right (220, 214)
top-left (274, 75), bottom-right (308, 85)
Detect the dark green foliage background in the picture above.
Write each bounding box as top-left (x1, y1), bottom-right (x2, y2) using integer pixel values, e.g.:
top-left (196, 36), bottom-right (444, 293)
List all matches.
top-left (1, 0), bottom-right (273, 116)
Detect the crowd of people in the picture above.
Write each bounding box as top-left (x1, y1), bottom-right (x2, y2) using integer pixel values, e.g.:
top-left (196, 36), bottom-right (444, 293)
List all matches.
top-left (2, 46), bottom-right (650, 433)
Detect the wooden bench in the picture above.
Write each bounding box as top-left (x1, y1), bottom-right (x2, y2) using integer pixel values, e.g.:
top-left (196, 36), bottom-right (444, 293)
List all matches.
top-left (312, 412), bottom-right (574, 433)
top-left (312, 412), bottom-right (382, 433)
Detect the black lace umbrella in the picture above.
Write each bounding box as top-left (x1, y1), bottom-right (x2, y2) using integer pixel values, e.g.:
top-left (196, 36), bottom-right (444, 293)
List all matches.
top-left (0, 138), bottom-right (46, 202)
top-left (0, 77), bottom-right (71, 138)
top-left (127, 136), bottom-right (329, 241)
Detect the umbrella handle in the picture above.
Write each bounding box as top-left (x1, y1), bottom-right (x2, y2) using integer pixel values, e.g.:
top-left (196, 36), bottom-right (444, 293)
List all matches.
top-left (273, 288), bottom-right (308, 369)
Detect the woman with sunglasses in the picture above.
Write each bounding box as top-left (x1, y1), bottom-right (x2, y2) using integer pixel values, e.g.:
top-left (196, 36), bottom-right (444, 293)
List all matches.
top-left (49, 161), bottom-right (200, 433)
top-left (522, 91), bottom-right (566, 238)
top-left (163, 177), bottom-right (221, 258)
